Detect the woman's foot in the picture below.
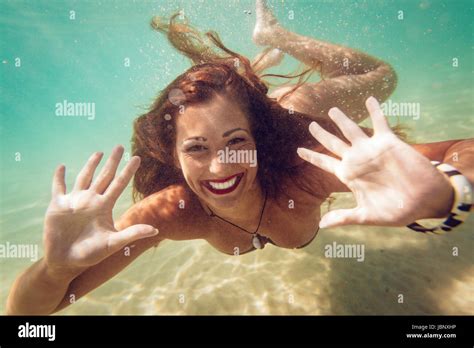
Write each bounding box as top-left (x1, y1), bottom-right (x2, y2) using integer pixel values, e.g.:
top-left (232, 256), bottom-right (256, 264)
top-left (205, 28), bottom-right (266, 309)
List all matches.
top-left (253, 0), bottom-right (283, 47)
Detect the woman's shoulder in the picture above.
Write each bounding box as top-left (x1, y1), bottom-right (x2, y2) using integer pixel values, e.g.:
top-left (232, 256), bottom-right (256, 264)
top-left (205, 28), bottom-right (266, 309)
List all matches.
top-left (116, 184), bottom-right (211, 241)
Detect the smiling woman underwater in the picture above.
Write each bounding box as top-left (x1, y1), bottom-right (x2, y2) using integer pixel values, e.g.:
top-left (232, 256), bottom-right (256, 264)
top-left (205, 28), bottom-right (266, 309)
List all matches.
top-left (6, 0), bottom-right (473, 315)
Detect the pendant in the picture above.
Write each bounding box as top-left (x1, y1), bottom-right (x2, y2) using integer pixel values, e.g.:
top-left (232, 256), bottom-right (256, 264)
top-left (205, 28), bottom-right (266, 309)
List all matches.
top-left (252, 234), bottom-right (263, 249)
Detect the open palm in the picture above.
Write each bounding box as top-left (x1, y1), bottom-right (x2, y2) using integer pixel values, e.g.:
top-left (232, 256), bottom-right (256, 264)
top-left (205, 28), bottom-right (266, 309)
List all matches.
top-left (44, 146), bottom-right (159, 271)
top-left (297, 97), bottom-right (453, 228)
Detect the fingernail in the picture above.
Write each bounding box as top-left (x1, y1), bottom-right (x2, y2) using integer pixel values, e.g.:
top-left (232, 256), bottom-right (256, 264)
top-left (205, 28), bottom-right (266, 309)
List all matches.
top-left (319, 220), bottom-right (328, 228)
top-left (146, 228), bottom-right (159, 236)
top-left (309, 121), bottom-right (318, 131)
top-left (367, 96), bottom-right (377, 106)
top-left (297, 147), bottom-right (306, 157)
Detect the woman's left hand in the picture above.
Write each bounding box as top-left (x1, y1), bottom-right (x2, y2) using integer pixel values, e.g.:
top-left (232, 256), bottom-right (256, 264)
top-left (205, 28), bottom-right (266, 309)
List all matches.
top-left (297, 96), bottom-right (454, 228)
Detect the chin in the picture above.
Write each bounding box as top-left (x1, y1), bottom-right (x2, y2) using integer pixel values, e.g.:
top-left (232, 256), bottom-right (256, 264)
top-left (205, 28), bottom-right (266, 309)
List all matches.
top-left (207, 196), bottom-right (241, 209)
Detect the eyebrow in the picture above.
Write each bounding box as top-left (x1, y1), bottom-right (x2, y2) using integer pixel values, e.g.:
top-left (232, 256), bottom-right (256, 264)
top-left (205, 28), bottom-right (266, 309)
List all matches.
top-left (184, 136), bottom-right (207, 142)
top-left (184, 128), bottom-right (250, 142)
top-left (222, 128), bottom-right (249, 137)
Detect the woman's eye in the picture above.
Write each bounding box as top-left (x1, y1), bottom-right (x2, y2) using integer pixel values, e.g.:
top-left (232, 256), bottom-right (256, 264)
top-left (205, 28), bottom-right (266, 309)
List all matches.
top-left (186, 145), bottom-right (206, 152)
top-left (228, 137), bottom-right (245, 145)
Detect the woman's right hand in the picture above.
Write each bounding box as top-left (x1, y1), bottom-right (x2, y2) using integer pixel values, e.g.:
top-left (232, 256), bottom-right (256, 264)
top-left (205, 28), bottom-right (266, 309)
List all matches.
top-left (43, 145), bottom-right (159, 274)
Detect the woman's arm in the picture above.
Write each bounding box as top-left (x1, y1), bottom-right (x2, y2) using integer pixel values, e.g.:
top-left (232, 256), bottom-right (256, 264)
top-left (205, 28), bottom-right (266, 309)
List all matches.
top-left (51, 184), bottom-right (207, 314)
top-left (6, 147), bottom-right (160, 315)
top-left (50, 205), bottom-right (164, 314)
top-left (413, 139), bottom-right (474, 183)
top-left (5, 259), bottom-right (86, 315)
top-left (6, 180), bottom-right (202, 314)
top-left (6, 215), bottom-right (161, 315)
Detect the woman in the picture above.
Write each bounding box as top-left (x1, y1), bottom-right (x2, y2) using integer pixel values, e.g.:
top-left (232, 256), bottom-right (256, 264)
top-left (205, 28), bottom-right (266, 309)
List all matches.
top-left (6, 1), bottom-right (473, 314)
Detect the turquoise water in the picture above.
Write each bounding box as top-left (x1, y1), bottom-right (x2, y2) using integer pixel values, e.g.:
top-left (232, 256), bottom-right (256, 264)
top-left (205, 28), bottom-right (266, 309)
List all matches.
top-left (1, 0), bottom-right (473, 314)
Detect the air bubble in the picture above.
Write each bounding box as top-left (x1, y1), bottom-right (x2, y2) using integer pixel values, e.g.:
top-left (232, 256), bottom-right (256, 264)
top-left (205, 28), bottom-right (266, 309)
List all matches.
top-left (168, 88), bottom-right (186, 106)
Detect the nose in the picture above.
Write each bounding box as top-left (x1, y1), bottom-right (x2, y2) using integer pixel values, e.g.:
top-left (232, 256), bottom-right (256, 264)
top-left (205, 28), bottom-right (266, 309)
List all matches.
top-left (208, 152), bottom-right (227, 175)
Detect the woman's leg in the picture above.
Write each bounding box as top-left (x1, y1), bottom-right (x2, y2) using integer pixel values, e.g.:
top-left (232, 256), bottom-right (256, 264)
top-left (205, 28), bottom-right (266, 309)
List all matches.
top-left (251, 47), bottom-right (285, 74)
top-left (253, 0), bottom-right (397, 122)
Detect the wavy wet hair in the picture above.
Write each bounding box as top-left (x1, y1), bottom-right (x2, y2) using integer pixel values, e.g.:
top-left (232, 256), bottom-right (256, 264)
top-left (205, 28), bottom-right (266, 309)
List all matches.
top-left (131, 13), bottom-right (403, 203)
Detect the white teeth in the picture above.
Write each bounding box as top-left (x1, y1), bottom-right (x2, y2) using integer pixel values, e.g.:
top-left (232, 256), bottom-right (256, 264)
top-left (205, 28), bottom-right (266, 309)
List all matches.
top-left (208, 176), bottom-right (237, 190)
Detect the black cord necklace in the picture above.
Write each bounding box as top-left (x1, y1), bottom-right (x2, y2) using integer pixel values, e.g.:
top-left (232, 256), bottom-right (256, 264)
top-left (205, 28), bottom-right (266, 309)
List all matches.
top-left (206, 190), bottom-right (268, 249)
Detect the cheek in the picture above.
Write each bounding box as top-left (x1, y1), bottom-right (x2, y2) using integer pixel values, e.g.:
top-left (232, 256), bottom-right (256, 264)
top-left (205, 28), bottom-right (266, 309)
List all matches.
top-left (238, 142), bottom-right (258, 172)
top-left (179, 157), bottom-right (205, 181)
top-left (247, 164), bottom-right (258, 175)
top-left (235, 141), bottom-right (256, 150)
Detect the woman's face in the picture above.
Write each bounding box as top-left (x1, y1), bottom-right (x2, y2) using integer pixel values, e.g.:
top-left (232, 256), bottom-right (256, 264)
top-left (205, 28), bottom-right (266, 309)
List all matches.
top-left (174, 93), bottom-right (259, 210)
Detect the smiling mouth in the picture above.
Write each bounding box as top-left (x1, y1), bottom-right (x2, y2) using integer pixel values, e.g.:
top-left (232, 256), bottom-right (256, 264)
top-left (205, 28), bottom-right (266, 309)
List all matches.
top-left (201, 173), bottom-right (244, 195)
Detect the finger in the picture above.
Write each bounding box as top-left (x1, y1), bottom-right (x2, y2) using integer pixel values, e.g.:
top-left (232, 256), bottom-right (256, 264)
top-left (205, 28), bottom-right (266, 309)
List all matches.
top-left (52, 164), bottom-right (66, 197)
top-left (308, 121), bottom-right (350, 157)
top-left (319, 208), bottom-right (365, 228)
top-left (72, 152), bottom-right (104, 191)
top-left (103, 156), bottom-right (141, 203)
top-left (107, 224), bottom-right (159, 252)
top-left (365, 96), bottom-right (391, 134)
top-left (297, 147), bottom-right (339, 175)
top-left (328, 107), bottom-right (367, 143)
top-left (91, 145), bottom-right (125, 194)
